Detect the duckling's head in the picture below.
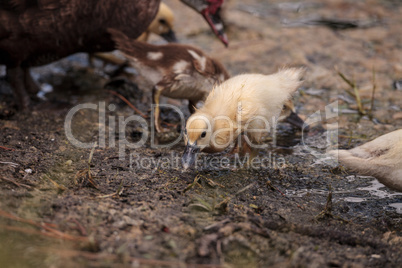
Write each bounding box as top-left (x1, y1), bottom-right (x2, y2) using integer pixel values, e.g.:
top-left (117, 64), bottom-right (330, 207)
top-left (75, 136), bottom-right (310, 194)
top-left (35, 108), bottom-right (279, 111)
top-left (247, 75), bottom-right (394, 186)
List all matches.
top-left (182, 112), bottom-right (238, 169)
top-left (280, 100), bottom-right (309, 131)
top-left (147, 2), bottom-right (177, 42)
top-left (182, 113), bottom-right (213, 169)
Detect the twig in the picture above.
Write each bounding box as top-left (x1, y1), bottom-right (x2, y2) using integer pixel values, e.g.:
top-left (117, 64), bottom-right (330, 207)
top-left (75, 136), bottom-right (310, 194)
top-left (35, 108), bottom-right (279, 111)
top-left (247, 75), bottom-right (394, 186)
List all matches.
top-left (108, 90), bottom-right (148, 118)
top-left (69, 218), bottom-right (88, 236)
top-left (0, 209), bottom-right (51, 228)
top-left (0, 209), bottom-right (88, 242)
top-left (234, 183), bottom-right (256, 196)
top-left (183, 174), bottom-right (202, 193)
top-left (88, 143), bottom-right (96, 166)
top-left (336, 68), bottom-right (366, 115)
top-left (0, 177), bottom-right (32, 189)
top-left (0, 146), bottom-right (14, 151)
top-left (43, 175), bottom-right (67, 191)
top-left (1, 224), bottom-right (88, 242)
top-left (0, 225), bottom-right (68, 240)
top-left (75, 142), bottom-right (99, 189)
top-left (0, 161), bottom-right (19, 167)
top-left (369, 66), bottom-right (376, 119)
top-left (266, 180), bottom-right (285, 196)
top-left (97, 175), bottom-right (124, 198)
top-left (37, 248), bottom-right (224, 268)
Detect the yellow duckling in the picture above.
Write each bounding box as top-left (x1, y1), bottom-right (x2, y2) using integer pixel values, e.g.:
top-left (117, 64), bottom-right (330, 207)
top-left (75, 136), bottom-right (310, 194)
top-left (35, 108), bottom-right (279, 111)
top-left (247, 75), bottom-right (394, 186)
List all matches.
top-left (182, 68), bottom-right (304, 169)
top-left (329, 129), bottom-right (402, 192)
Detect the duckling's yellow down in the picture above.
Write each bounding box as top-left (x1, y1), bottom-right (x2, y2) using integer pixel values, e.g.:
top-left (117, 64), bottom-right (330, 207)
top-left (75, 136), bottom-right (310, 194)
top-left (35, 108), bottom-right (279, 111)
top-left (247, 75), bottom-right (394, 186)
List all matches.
top-left (185, 68), bottom-right (304, 153)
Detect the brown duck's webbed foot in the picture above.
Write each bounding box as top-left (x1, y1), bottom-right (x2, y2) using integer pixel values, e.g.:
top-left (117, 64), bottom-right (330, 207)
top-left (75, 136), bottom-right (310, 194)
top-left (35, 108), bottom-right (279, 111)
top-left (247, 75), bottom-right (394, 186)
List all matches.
top-left (7, 66), bottom-right (30, 110)
top-left (23, 67), bottom-right (40, 94)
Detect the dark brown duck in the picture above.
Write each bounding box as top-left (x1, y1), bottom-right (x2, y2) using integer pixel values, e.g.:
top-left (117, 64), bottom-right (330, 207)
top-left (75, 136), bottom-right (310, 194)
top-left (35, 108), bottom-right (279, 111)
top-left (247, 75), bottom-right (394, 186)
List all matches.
top-left (0, 0), bottom-right (227, 109)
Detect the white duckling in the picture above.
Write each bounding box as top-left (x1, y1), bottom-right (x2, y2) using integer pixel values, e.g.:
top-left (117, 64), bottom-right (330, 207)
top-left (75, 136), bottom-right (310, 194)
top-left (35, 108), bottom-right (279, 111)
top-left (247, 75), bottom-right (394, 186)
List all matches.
top-left (108, 28), bottom-right (230, 133)
top-left (182, 68), bottom-right (304, 169)
top-left (329, 129), bottom-right (402, 192)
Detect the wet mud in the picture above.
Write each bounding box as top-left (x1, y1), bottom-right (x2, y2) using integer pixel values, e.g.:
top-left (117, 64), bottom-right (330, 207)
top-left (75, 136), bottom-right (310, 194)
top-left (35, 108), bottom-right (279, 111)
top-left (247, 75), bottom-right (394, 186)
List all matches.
top-left (1, 0), bottom-right (402, 267)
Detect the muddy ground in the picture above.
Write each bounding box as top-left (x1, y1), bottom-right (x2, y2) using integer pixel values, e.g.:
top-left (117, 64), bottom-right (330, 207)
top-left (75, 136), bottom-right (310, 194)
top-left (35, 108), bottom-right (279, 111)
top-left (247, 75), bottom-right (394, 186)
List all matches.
top-left (0, 0), bottom-right (402, 267)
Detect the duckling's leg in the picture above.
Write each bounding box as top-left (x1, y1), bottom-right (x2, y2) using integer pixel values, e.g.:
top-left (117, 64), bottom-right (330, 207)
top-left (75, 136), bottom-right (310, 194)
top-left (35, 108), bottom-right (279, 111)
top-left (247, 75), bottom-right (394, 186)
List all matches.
top-left (152, 84), bottom-right (169, 133)
top-left (7, 66), bottom-right (30, 109)
top-left (23, 67), bottom-right (40, 94)
top-left (239, 135), bottom-right (258, 166)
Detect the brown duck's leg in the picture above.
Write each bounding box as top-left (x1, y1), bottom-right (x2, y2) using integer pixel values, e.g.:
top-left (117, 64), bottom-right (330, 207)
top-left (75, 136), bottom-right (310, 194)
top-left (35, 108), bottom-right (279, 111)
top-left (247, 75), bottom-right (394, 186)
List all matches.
top-left (88, 53), bottom-right (96, 68)
top-left (188, 100), bottom-right (197, 114)
top-left (152, 85), bottom-right (168, 133)
top-left (23, 67), bottom-right (40, 94)
top-left (7, 66), bottom-right (30, 109)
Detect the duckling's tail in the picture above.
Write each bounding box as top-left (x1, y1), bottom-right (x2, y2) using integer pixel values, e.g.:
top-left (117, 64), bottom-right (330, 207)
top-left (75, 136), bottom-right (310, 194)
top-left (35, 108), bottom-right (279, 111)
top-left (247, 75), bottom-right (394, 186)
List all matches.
top-left (276, 67), bottom-right (305, 95)
top-left (107, 28), bottom-right (155, 56)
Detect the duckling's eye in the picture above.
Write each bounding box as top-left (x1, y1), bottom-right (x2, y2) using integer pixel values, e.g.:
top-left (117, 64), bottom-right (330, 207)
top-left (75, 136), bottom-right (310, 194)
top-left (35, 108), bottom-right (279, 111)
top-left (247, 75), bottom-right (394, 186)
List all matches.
top-left (159, 18), bottom-right (167, 25)
top-left (200, 131), bottom-right (207, 138)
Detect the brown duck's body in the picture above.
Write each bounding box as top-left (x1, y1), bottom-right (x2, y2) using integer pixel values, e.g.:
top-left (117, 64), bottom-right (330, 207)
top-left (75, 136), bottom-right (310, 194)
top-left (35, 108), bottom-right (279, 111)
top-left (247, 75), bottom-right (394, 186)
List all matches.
top-left (0, 0), bottom-right (159, 67)
top-left (109, 28), bottom-right (229, 132)
top-left (0, 0), bottom-right (227, 109)
top-left (0, 0), bottom-right (159, 108)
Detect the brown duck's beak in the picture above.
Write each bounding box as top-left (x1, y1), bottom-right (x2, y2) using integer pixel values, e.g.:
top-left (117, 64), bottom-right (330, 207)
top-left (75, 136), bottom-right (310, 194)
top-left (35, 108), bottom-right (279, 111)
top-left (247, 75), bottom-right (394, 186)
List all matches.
top-left (182, 143), bottom-right (200, 170)
top-left (161, 29), bottom-right (178, 43)
top-left (201, 7), bottom-right (228, 47)
top-left (285, 111), bottom-right (310, 132)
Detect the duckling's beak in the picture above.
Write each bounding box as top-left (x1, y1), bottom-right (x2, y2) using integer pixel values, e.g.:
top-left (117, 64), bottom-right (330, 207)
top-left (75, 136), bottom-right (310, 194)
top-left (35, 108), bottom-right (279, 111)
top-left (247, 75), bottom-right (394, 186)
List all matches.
top-left (161, 29), bottom-right (178, 42)
top-left (182, 143), bottom-right (200, 170)
top-left (201, 7), bottom-right (228, 47)
top-left (285, 111), bottom-right (310, 131)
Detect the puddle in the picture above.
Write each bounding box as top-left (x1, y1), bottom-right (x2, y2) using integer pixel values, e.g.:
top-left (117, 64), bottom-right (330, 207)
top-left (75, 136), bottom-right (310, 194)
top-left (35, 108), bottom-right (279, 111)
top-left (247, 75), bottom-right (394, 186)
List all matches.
top-left (342, 197), bottom-right (367, 203)
top-left (286, 177), bottom-right (402, 214)
top-left (389, 203), bottom-right (402, 214)
top-left (357, 178), bottom-right (402, 199)
top-left (285, 188), bottom-right (354, 198)
top-left (336, 178), bottom-right (402, 212)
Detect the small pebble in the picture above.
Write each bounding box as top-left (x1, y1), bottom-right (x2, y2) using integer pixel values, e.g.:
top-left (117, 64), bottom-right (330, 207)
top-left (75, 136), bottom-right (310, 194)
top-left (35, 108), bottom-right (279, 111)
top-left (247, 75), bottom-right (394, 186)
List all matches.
top-left (393, 80), bottom-right (402, 90)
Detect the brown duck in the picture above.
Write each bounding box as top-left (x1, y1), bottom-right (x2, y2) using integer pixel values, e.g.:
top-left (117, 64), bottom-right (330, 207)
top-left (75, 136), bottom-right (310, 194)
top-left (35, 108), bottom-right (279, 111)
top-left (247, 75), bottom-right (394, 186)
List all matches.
top-left (0, 0), bottom-right (228, 109)
top-left (108, 28), bottom-right (230, 133)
